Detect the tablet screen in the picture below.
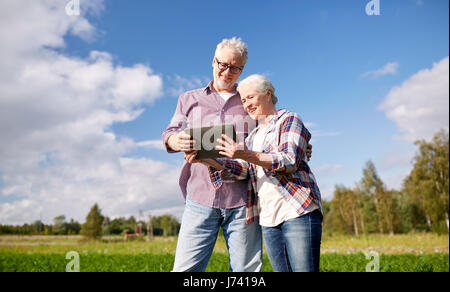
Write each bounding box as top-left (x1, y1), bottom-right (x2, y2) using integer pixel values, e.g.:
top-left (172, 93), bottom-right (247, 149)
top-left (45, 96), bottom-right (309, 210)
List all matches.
top-left (184, 124), bottom-right (237, 159)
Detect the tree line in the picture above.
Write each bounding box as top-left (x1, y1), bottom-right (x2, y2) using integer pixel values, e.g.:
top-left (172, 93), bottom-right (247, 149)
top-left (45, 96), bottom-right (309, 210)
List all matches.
top-left (0, 206), bottom-right (180, 238)
top-left (323, 130), bottom-right (449, 235)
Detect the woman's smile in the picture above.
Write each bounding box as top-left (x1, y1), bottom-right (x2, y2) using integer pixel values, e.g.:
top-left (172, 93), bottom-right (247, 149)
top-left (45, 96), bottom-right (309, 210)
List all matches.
top-left (246, 105), bottom-right (257, 114)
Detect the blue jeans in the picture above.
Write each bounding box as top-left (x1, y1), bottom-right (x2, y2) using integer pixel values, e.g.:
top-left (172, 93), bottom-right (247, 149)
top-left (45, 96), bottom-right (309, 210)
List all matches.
top-left (261, 210), bottom-right (322, 272)
top-left (172, 196), bottom-right (263, 272)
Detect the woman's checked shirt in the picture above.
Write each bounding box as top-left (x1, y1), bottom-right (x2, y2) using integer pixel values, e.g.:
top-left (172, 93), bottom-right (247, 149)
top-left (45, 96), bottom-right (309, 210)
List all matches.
top-left (209, 109), bottom-right (323, 224)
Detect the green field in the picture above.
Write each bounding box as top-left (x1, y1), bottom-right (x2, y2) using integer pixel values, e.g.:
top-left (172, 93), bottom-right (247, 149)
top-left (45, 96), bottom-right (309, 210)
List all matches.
top-left (0, 234), bottom-right (448, 272)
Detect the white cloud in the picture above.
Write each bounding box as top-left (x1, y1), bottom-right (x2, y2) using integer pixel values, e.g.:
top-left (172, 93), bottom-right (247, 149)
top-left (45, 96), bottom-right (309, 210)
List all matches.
top-left (362, 62), bottom-right (399, 79)
top-left (135, 140), bottom-right (166, 150)
top-left (374, 57), bottom-right (449, 191)
top-left (375, 146), bottom-right (415, 191)
top-left (0, 0), bottom-right (186, 224)
top-left (0, 158), bottom-right (183, 225)
top-left (147, 205), bottom-right (185, 222)
top-left (377, 147), bottom-right (414, 173)
top-left (381, 171), bottom-right (410, 191)
top-left (166, 74), bottom-right (209, 97)
top-left (379, 57), bottom-right (449, 142)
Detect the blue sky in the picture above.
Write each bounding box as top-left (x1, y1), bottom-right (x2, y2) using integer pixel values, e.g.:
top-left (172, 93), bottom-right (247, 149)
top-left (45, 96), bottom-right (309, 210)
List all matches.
top-left (0, 0), bottom-right (448, 224)
top-left (91, 0), bottom-right (448, 190)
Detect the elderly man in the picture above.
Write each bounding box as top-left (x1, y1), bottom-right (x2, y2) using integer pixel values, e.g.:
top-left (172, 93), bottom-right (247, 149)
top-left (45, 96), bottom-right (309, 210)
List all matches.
top-left (162, 37), bottom-right (262, 272)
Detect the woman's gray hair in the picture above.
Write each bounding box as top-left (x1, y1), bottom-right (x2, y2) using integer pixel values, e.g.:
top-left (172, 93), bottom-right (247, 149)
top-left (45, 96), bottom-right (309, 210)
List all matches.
top-left (215, 37), bottom-right (248, 67)
top-left (237, 74), bottom-right (278, 105)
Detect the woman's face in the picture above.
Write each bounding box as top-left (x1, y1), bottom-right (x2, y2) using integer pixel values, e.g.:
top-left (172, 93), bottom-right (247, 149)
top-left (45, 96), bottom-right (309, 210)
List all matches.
top-left (239, 83), bottom-right (273, 120)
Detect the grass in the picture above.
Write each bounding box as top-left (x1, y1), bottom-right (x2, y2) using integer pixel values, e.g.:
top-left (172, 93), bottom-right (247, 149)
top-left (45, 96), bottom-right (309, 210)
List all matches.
top-left (320, 233), bottom-right (449, 254)
top-left (1, 252), bottom-right (447, 272)
top-left (0, 233), bottom-right (448, 272)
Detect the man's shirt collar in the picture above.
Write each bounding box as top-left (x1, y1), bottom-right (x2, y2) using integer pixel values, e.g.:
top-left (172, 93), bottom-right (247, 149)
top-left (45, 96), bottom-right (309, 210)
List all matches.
top-left (203, 80), bottom-right (238, 94)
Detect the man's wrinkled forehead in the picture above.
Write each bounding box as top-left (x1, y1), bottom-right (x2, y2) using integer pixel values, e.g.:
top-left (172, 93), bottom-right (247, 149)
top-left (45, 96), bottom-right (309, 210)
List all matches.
top-left (215, 47), bottom-right (244, 67)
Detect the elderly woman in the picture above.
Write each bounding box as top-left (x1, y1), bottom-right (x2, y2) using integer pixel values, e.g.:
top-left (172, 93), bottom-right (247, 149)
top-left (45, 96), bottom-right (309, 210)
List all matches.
top-left (186, 74), bottom-right (323, 272)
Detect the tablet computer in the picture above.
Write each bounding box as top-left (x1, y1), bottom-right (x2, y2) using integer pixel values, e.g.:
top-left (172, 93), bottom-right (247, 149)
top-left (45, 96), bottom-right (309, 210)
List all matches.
top-left (184, 124), bottom-right (237, 159)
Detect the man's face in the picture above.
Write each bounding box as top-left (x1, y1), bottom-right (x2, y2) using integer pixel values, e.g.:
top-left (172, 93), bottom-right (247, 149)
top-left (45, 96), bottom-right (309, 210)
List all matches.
top-left (212, 48), bottom-right (244, 92)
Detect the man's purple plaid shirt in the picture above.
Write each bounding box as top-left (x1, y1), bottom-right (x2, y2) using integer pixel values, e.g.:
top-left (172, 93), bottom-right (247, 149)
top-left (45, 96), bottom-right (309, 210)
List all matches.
top-left (162, 81), bottom-right (256, 209)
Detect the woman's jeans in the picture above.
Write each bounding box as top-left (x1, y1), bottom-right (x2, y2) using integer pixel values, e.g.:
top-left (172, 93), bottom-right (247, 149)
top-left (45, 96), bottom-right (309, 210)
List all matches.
top-left (261, 210), bottom-right (322, 272)
top-left (172, 196), bottom-right (263, 272)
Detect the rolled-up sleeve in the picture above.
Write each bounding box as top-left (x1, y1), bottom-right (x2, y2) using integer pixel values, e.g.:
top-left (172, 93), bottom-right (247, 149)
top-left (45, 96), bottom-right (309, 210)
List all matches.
top-left (266, 113), bottom-right (311, 174)
top-left (208, 158), bottom-right (250, 190)
top-left (161, 93), bottom-right (188, 153)
top-left (219, 158), bottom-right (250, 180)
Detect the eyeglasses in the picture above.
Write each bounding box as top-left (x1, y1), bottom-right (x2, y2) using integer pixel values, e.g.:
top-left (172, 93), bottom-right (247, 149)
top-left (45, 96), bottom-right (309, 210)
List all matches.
top-left (215, 57), bottom-right (243, 74)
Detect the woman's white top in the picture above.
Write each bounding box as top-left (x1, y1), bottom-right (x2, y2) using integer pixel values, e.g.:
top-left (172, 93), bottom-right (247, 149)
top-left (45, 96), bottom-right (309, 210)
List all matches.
top-left (252, 125), bottom-right (303, 227)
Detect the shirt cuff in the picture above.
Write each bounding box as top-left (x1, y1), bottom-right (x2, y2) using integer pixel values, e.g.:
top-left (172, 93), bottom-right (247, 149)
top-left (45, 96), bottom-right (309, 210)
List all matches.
top-left (208, 166), bottom-right (224, 190)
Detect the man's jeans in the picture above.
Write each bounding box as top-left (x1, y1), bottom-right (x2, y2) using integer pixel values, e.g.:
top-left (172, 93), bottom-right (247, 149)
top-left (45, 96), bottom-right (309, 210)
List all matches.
top-left (172, 196), bottom-right (263, 272)
top-left (261, 210), bottom-right (322, 272)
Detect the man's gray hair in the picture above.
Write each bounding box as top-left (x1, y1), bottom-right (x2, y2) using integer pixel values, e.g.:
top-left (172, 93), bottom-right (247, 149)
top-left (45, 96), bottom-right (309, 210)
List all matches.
top-left (237, 74), bottom-right (278, 105)
top-left (215, 37), bottom-right (248, 67)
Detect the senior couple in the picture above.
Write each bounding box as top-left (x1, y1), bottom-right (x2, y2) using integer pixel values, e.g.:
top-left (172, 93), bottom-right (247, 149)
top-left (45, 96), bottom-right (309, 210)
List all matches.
top-left (162, 37), bottom-right (322, 272)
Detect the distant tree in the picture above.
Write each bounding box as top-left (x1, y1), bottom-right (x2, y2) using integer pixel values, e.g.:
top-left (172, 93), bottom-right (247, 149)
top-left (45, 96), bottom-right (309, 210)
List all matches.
top-left (152, 215), bottom-right (180, 236)
top-left (81, 204), bottom-right (104, 240)
top-left (66, 219), bottom-right (81, 235)
top-left (43, 225), bottom-right (52, 235)
top-left (325, 185), bottom-right (365, 235)
top-left (32, 220), bottom-right (45, 235)
top-left (404, 130), bottom-right (449, 233)
top-left (102, 217), bottom-right (111, 235)
top-left (125, 216), bottom-right (137, 233)
top-left (335, 185), bottom-right (357, 235)
top-left (323, 190), bottom-right (348, 235)
top-left (391, 189), bottom-right (427, 233)
top-left (108, 218), bottom-right (125, 235)
top-left (360, 161), bottom-right (397, 235)
top-left (53, 215), bottom-right (66, 235)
